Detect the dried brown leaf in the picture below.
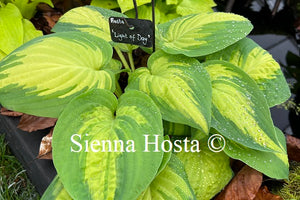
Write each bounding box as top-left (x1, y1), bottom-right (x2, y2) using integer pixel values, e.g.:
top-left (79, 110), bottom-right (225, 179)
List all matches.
top-left (215, 165), bottom-right (263, 200)
top-left (0, 107), bottom-right (23, 117)
top-left (17, 114), bottom-right (57, 132)
top-left (37, 129), bottom-right (53, 160)
top-left (43, 13), bottom-right (62, 28)
top-left (254, 186), bottom-right (283, 200)
top-left (286, 135), bottom-right (300, 162)
top-left (33, 3), bottom-right (62, 34)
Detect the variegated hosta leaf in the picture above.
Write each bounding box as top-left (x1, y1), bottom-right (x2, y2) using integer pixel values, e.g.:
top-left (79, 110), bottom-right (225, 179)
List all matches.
top-left (156, 12), bottom-right (253, 57)
top-left (156, 142), bottom-right (172, 176)
top-left (127, 50), bottom-right (212, 134)
top-left (137, 154), bottom-right (196, 200)
top-left (206, 37), bottom-right (290, 107)
top-left (52, 5), bottom-right (136, 52)
top-left (176, 142), bottom-right (233, 200)
top-left (0, 50), bottom-right (5, 61)
top-left (41, 176), bottom-right (73, 200)
top-left (104, 58), bottom-right (122, 73)
top-left (163, 120), bottom-right (191, 136)
top-left (204, 60), bottom-right (282, 153)
top-left (0, 3), bottom-right (42, 60)
top-left (52, 89), bottom-right (164, 200)
top-left (0, 32), bottom-right (115, 118)
top-left (52, 5), bottom-right (123, 42)
top-left (176, 0), bottom-right (216, 16)
top-left (223, 127), bottom-right (288, 179)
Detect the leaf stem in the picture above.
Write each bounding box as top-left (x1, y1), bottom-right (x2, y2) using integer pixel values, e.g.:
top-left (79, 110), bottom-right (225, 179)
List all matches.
top-left (128, 50), bottom-right (135, 71)
top-left (114, 47), bottom-right (131, 71)
top-left (114, 80), bottom-right (123, 98)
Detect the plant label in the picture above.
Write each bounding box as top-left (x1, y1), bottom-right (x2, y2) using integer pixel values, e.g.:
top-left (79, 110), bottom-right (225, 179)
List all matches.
top-left (109, 17), bottom-right (154, 47)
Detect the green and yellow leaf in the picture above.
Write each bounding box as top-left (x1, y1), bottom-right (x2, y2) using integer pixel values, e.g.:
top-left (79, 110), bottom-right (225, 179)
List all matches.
top-left (0, 50), bottom-right (5, 61)
top-left (163, 120), bottom-right (191, 137)
top-left (0, 32), bottom-right (115, 118)
top-left (41, 176), bottom-right (73, 200)
top-left (138, 154), bottom-right (196, 200)
top-left (156, 12), bottom-right (253, 57)
top-left (223, 127), bottom-right (289, 179)
top-left (207, 37), bottom-right (290, 107)
top-left (204, 60), bottom-right (282, 153)
top-left (176, 0), bottom-right (216, 15)
top-left (176, 142), bottom-right (233, 200)
top-left (52, 5), bottom-right (136, 52)
top-left (156, 142), bottom-right (172, 176)
top-left (52, 89), bottom-right (164, 200)
top-left (52, 6), bottom-right (124, 43)
top-left (127, 50), bottom-right (212, 134)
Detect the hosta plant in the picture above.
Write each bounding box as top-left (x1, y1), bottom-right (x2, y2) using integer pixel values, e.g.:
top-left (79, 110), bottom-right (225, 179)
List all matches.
top-left (0, 4), bottom-right (291, 200)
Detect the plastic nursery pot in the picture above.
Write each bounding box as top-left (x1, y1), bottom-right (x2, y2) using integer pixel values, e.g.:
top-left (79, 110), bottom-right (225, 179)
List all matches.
top-left (0, 112), bottom-right (56, 195)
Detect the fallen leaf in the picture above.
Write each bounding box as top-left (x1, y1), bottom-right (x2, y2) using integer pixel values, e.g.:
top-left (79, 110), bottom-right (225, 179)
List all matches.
top-left (286, 135), bottom-right (300, 162)
top-left (37, 128), bottom-right (53, 160)
top-left (254, 186), bottom-right (283, 200)
top-left (0, 107), bottom-right (23, 117)
top-left (215, 165), bottom-right (263, 200)
top-left (17, 114), bottom-right (57, 132)
top-left (32, 3), bottom-right (62, 34)
top-left (43, 12), bottom-right (62, 29)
